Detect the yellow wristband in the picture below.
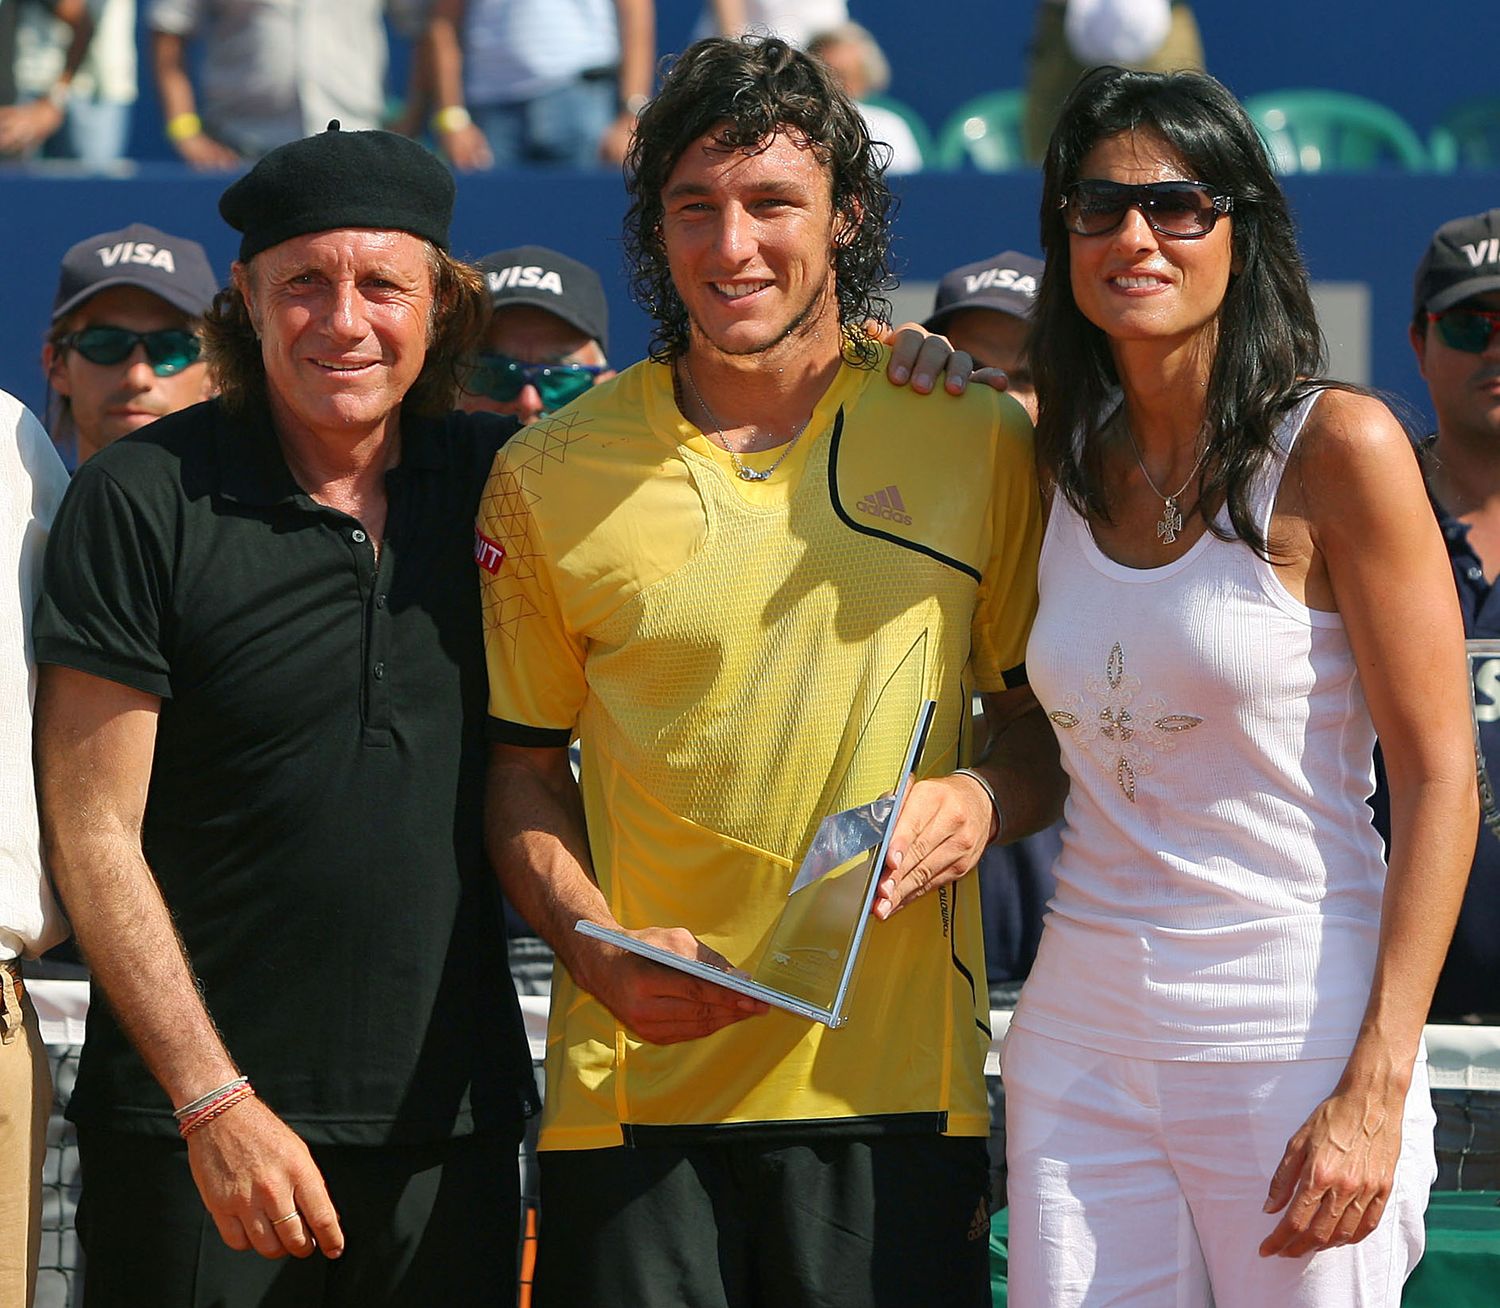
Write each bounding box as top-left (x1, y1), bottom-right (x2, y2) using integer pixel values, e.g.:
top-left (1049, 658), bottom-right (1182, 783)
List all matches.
top-left (165, 112), bottom-right (203, 143)
top-left (431, 105), bottom-right (473, 135)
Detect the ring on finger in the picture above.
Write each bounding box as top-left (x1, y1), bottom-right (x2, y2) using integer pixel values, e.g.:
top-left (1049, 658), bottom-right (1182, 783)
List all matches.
top-left (271, 1210), bottom-right (301, 1227)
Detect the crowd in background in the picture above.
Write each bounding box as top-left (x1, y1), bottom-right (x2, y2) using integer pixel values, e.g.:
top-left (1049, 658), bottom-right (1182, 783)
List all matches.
top-left (0, 1), bottom-right (1207, 174)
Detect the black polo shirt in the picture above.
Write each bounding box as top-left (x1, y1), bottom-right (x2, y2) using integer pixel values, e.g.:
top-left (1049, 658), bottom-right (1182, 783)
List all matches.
top-left (1432, 495), bottom-right (1500, 1020)
top-left (1371, 466), bottom-right (1500, 1022)
top-left (34, 398), bottom-right (538, 1144)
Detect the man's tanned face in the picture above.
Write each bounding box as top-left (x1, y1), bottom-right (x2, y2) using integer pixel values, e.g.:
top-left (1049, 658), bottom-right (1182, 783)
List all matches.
top-left (46, 286), bottom-right (213, 460)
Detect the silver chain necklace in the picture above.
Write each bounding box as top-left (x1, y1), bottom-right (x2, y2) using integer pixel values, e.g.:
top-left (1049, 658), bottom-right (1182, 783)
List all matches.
top-left (680, 361), bottom-right (809, 483)
top-left (1121, 421), bottom-right (1209, 545)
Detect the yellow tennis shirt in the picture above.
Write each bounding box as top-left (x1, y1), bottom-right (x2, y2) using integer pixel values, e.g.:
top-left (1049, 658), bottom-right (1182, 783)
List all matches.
top-left (479, 349), bottom-right (1040, 1150)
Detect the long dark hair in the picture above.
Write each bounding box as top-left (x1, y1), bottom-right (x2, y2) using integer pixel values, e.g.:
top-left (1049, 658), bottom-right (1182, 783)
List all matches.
top-left (623, 35), bottom-right (895, 367)
top-left (202, 243), bottom-right (487, 418)
top-left (1032, 66), bottom-right (1325, 556)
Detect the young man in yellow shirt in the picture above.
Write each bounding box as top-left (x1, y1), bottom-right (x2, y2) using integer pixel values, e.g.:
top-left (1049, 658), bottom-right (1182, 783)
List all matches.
top-left (481, 36), bottom-right (1064, 1308)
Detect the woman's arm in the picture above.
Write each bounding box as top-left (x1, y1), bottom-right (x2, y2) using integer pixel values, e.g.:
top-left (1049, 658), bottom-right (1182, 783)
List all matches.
top-left (1260, 388), bottom-right (1476, 1258)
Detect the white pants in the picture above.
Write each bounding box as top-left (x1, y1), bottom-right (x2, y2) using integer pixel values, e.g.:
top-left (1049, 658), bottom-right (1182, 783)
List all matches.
top-left (1002, 1026), bottom-right (1437, 1308)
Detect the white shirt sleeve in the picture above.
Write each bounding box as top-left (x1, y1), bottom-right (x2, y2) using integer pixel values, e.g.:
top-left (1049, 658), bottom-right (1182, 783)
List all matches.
top-left (0, 391), bottom-right (70, 960)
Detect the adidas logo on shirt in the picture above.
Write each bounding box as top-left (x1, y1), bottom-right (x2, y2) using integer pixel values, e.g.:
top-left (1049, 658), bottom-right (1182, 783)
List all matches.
top-left (967, 1195), bottom-right (992, 1242)
top-left (855, 484), bottom-right (912, 525)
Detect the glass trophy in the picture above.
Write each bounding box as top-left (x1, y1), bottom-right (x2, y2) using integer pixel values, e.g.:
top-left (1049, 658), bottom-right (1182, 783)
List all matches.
top-left (1468, 639), bottom-right (1500, 842)
top-left (576, 694), bottom-right (938, 1029)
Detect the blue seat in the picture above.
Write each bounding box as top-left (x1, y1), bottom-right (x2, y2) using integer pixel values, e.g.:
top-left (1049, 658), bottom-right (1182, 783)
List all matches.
top-left (1429, 98), bottom-right (1500, 171)
top-left (934, 90), bottom-right (1029, 173)
top-left (1242, 90), bottom-right (1429, 173)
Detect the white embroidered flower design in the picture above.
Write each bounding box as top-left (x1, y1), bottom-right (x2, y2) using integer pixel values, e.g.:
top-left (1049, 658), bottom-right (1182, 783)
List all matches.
top-left (1047, 642), bottom-right (1203, 801)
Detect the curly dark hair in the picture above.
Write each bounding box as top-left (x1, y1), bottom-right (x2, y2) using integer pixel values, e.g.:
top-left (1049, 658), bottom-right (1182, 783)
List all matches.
top-left (1032, 66), bottom-right (1327, 558)
top-left (623, 35), bottom-right (895, 367)
top-left (202, 243), bottom-right (488, 419)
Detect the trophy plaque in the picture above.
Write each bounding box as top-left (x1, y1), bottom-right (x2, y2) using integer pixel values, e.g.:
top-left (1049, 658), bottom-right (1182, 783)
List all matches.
top-left (576, 696), bottom-right (938, 1029)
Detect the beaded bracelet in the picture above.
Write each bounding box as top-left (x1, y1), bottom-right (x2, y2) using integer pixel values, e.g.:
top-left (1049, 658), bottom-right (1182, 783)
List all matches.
top-left (953, 767), bottom-right (1004, 845)
top-left (179, 1083), bottom-right (256, 1139)
top-left (173, 1075), bottom-right (249, 1122)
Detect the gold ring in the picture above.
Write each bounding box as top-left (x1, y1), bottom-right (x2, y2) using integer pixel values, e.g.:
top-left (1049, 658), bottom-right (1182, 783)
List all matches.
top-left (271, 1210), bottom-right (301, 1226)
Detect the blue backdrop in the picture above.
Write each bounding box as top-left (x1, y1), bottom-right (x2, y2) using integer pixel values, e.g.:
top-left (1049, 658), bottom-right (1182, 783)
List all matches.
top-left (2, 165), bottom-right (1495, 433)
top-left (7, 1), bottom-right (1495, 429)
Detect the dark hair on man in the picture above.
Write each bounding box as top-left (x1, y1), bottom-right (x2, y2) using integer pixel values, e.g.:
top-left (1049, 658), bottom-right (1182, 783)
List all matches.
top-left (1032, 66), bottom-right (1326, 558)
top-left (201, 245), bottom-right (488, 417)
top-left (623, 35), bottom-right (895, 367)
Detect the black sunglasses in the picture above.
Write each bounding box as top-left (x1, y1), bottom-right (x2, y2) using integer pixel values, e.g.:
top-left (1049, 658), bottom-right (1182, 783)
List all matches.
top-left (1061, 180), bottom-right (1234, 240)
top-left (60, 326), bottom-right (202, 377)
top-left (1430, 307), bottom-right (1500, 354)
top-left (462, 353), bottom-right (603, 411)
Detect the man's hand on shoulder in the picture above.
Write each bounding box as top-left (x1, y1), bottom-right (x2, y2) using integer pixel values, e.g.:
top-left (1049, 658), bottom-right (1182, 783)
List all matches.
top-left (577, 924), bottom-right (769, 1045)
top-left (870, 321), bottom-right (1013, 397)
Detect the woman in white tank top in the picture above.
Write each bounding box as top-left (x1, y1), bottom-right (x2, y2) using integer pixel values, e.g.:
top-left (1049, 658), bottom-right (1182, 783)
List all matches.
top-left (1003, 66), bottom-right (1477, 1307)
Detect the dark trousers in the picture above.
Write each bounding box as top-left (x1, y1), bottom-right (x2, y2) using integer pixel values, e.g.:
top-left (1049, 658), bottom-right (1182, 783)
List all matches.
top-left (534, 1133), bottom-right (992, 1308)
top-left (76, 1126), bottom-right (521, 1307)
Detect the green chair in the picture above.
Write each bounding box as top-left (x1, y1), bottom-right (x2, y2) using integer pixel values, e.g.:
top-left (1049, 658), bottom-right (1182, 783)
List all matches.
top-left (861, 94), bottom-right (936, 171)
top-left (934, 90), bottom-right (1029, 173)
top-left (1429, 98), bottom-right (1500, 171)
top-left (1242, 90), bottom-right (1429, 173)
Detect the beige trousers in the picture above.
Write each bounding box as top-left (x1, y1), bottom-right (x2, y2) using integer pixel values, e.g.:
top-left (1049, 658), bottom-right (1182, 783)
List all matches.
top-left (0, 963), bottom-right (51, 1308)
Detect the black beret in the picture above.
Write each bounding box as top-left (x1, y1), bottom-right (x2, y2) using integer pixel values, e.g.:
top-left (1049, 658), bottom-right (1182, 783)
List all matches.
top-left (219, 122), bottom-right (456, 262)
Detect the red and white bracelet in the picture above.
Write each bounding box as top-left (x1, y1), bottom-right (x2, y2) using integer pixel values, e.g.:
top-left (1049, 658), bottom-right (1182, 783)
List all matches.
top-left (175, 1077), bottom-right (256, 1138)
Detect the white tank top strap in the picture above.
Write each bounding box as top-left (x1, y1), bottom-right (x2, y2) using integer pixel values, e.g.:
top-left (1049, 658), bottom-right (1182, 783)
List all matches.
top-left (1046, 387), bottom-right (1331, 571)
top-left (1245, 387), bottom-right (1327, 538)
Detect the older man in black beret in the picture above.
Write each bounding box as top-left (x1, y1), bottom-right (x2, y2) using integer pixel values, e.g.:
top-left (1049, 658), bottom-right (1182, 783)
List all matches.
top-left (31, 124), bottom-right (539, 1306)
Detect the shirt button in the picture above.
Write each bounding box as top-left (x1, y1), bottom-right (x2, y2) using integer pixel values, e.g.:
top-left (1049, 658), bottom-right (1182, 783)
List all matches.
top-left (376, 594), bottom-right (387, 609)
top-left (373, 661), bottom-right (386, 680)
top-left (1469, 566), bottom-right (1485, 582)
top-left (351, 529), bottom-right (367, 544)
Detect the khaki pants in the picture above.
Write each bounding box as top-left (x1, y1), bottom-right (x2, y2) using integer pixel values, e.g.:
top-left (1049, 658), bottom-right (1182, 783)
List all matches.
top-left (0, 962), bottom-right (50, 1308)
top-left (1024, 1), bottom-right (1207, 162)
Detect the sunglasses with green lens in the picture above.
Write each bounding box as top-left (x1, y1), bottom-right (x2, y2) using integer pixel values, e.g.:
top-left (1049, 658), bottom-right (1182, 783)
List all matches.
top-left (462, 353), bottom-right (603, 412)
top-left (60, 326), bottom-right (202, 377)
top-left (1430, 307), bottom-right (1500, 355)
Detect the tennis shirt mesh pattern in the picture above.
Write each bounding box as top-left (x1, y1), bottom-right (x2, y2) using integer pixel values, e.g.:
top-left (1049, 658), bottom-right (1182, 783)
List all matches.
top-left (479, 352), bottom-right (1041, 1150)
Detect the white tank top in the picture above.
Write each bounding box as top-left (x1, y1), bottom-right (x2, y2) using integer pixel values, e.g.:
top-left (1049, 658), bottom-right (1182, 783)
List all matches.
top-left (1015, 391), bottom-right (1387, 1061)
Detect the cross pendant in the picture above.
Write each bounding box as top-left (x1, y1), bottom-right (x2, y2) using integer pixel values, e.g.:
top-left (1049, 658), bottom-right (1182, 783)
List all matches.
top-left (1156, 497), bottom-right (1183, 544)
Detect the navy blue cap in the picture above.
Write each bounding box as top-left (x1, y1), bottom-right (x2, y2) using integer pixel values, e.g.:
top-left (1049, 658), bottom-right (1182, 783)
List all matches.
top-left (53, 222), bottom-right (218, 321)
top-left (924, 251), bottom-right (1043, 331)
top-left (477, 245), bottom-right (609, 353)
